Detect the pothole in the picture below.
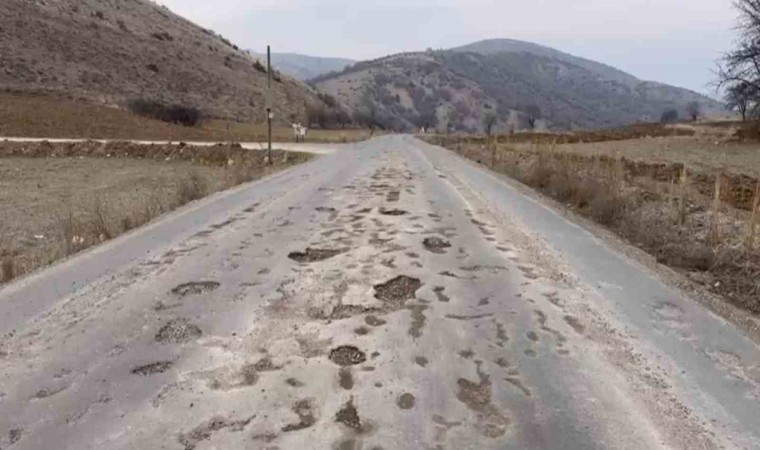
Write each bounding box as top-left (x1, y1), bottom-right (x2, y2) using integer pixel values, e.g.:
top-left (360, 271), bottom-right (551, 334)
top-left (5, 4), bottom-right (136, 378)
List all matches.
top-left (131, 361), bottom-right (173, 376)
top-left (328, 304), bottom-right (382, 320)
top-left (564, 315), bottom-right (585, 334)
top-left (171, 281), bottom-right (220, 297)
top-left (374, 276), bottom-right (422, 307)
top-left (288, 248), bottom-right (344, 263)
top-left (456, 361), bottom-right (510, 438)
top-left (397, 393), bottom-right (416, 410)
top-left (329, 346), bottom-right (367, 366)
top-left (379, 208), bottom-right (407, 216)
top-left (335, 398), bottom-right (362, 430)
top-left (408, 305), bottom-right (428, 338)
top-left (155, 318), bottom-right (202, 344)
top-left (433, 286), bottom-right (450, 302)
top-left (339, 368), bottom-right (354, 390)
top-left (282, 399), bottom-right (316, 432)
top-left (365, 315), bottom-right (387, 327)
top-left (423, 237), bottom-right (452, 254)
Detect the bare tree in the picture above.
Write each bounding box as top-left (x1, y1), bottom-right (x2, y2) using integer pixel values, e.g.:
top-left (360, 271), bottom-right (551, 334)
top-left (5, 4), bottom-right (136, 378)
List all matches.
top-left (718, 1), bottom-right (760, 96)
top-left (724, 82), bottom-right (756, 120)
top-left (687, 101), bottom-right (701, 121)
top-left (524, 104), bottom-right (542, 129)
top-left (483, 112), bottom-right (497, 136)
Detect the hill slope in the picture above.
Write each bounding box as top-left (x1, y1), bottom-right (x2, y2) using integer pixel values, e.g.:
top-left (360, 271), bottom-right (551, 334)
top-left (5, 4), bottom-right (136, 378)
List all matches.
top-left (251, 51), bottom-right (356, 81)
top-left (0, 0), bottom-right (322, 122)
top-left (314, 40), bottom-right (722, 132)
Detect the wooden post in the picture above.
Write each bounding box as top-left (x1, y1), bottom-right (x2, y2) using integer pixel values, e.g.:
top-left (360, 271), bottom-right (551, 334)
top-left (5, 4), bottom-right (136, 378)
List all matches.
top-left (678, 165), bottom-right (688, 226)
top-left (490, 135), bottom-right (496, 168)
top-left (747, 180), bottom-right (760, 253)
top-left (708, 173), bottom-right (723, 246)
top-left (266, 45), bottom-right (273, 165)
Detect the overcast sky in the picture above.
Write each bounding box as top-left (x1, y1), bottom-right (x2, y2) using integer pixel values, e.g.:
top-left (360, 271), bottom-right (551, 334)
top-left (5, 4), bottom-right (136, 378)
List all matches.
top-left (159, 0), bottom-right (737, 96)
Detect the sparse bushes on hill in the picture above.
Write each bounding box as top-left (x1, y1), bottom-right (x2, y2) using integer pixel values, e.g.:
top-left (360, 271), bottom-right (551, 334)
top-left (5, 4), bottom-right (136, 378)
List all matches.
top-left (126, 99), bottom-right (202, 127)
top-left (150, 31), bottom-right (174, 42)
top-left (253, 60), bottom-right (266, 74)
top-left (660, 109), bottom-right (679, 123)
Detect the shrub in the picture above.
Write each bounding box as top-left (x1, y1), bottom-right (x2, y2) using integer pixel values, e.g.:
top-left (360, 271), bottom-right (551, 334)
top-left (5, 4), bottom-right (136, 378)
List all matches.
top-left (151, 31), bottom-right (174, 42)
top-left (253, 60), bottom-right (266, 74)
top-left (660, 109), bottom-right (679, 123)
top-left (127, 99), bottom-right (202, 127)
top-left (177, 172), bottom-right (208, 204)
top-left (1, 257), bottom-right (13, 283)
top-left (318, 92), bottom-right (338, 108)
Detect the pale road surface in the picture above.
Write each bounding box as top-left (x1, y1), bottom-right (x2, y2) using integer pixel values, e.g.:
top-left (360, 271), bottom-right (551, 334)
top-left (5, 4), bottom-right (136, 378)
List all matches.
top-left (0, 135), bottom-right (758, 450)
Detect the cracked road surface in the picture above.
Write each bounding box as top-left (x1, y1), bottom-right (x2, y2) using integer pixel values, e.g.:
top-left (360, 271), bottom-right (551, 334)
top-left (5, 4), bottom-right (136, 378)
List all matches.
top-left (1, 136), bottom-right (759, 449)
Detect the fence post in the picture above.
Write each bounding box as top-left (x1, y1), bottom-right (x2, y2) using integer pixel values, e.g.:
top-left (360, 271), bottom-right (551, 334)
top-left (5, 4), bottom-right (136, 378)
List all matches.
top-left (708, 172), bottom-right (723, 246)
top-left (747, 180), bottom-right (760, 254)
top-left (678, 165), bottom-right (688, 226)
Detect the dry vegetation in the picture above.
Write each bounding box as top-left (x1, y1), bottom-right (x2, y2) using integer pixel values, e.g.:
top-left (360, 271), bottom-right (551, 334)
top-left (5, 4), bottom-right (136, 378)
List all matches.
top-left (0, 92), bottom-right (373, 143)
top-left (0, 140), bottom-right (311, 284)
top-left (425, 123), bottom-right (760, 313)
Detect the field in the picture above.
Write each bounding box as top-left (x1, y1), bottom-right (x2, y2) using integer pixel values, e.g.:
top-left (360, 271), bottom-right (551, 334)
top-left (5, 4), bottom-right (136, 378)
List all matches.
top-left (0, 91), bottom-right (374, 143)
top-left (0, 140), bottom-right (311, 283)
top-left (425, 123), bottom-right (760, 314)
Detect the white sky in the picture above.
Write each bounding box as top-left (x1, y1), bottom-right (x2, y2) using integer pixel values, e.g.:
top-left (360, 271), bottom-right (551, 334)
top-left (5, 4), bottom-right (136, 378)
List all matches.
top-left (158, 0), bottom-right (738, 95)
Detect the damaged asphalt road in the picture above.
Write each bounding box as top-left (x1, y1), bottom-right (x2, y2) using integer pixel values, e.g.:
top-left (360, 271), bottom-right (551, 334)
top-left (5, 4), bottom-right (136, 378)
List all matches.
top-left (0, 135), bottom-right (758, 449)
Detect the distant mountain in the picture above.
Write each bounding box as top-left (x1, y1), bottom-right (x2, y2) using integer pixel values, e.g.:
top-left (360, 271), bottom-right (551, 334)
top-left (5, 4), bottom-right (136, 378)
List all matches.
top-left (313, 39), bottom-right (723, 132)
top-left (453, 39), bottom-right (638, 85)
top-left (251, 51), bottom-right (356, 81)
top-left (0, 0), bottom-right (323, 122)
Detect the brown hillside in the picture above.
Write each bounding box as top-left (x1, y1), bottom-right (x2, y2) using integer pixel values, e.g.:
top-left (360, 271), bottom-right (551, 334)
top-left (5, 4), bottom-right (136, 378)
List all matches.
top-left (0, 0), bottom-right (320, 122)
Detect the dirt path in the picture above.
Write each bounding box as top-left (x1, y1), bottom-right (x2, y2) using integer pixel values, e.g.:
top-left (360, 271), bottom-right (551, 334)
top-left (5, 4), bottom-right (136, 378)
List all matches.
top-left (0, 136), bottom-right (757, 449)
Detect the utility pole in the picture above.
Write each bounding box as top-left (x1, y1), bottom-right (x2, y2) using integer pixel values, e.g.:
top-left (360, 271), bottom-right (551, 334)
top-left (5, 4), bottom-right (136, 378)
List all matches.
top-left (266, 45), bottom-right (273, 165)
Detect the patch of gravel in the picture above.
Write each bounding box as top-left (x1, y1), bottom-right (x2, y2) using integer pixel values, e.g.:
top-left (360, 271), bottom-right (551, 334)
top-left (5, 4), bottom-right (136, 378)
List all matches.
top-left (155, 318), bottom-right (202, 344)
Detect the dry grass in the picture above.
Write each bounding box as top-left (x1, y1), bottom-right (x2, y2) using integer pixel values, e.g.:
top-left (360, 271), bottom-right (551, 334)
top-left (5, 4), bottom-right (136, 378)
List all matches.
top-left (0, 141), bottom-right (311, 284)
top-left (428, 134), bottom-right (760, 314)
top-left (0, 91), bottom-right (374, 143)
